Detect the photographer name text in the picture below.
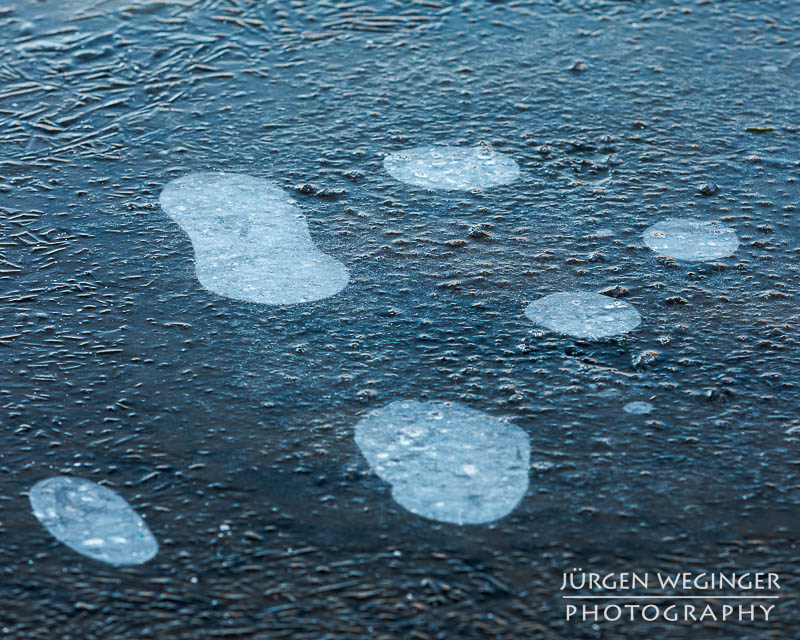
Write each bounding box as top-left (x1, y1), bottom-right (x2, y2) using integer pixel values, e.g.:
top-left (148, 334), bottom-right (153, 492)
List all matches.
top-left (561, 570), bottom-right (780, 623)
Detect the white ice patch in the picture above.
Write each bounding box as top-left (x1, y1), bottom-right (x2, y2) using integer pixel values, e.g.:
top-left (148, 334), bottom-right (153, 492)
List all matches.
top-left (383, 146), bottom-right (520, 190)
top-left (643, 218), bottom-right (739, 261)
top-left (354, 400), bottom-right (530, 525)
top-left (29, 476), bottom-right (158, 566)
top-left (524, 291), bottom-right (641, 339)
top-left (623, 401), bottom-right (654, 415)
top-left (159, 172), bottom-right (349, 305)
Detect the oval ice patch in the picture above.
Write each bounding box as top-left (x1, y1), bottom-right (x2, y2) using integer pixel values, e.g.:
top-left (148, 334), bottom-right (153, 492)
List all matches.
top-left (30, 476), bottom-right (158, 566)
top-left (524, 291), bottom-right (641, 339)
top-left (159, 172), bottom-right (349, 305)
top-left (643, 218), bottom-right (739, 261)
top-left (623, 401), bottom-right (654, 415)
top-left (383, 145), bottom-right (520, 190)
top-left (354, 400), bottom-right (530, 525)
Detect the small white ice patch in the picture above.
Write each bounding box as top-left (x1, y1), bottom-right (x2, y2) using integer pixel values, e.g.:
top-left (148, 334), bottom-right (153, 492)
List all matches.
top-left (383, 146), bottom-right (520, 190)
top-left (643, 218), bottom-right (739, 261)
top-left (623, 401), bottom-right (654, 415)
top-left (524, 291), bottom-right (641, 339)
top-left (29, 476), bottom-right (158, 566)
top-left (159, 172), bottom-right (349, 305)
top-left (354, 400), bottom-right (530, 525)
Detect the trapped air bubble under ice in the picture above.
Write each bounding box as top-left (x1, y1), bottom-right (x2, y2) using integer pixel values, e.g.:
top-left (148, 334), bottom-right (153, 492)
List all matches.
top-left (643, 218), bottom-right (739, 262)
top-left (29, 476), bottom-right (158, 566)
top-left (524, 291), bottom-right (642, 340)
top-left (354, 400), bottom-right (530, 525)
top-left (159, 172), bottom-right (349, 305)
top-left (383, 145), bottom-right (520, 191)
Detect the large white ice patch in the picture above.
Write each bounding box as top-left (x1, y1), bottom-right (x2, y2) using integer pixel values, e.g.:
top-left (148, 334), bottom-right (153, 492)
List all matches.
top-left (30, 476), bottom-right (158, 566)
top-left (643, 218), bottom-right (739, 261)
top-left (383, 146), bottom-right (520, 190)
top-left (525, 291), bottom-right (641, 339)
top-left (354, 400), bottom-right (530, 525)
top-left (159, 172), bottom-right (349, 304)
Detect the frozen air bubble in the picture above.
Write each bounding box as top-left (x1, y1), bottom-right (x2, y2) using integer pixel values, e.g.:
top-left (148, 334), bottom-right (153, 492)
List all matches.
top-left (643, 218), bottom-right (739, 261)
top-left (623, 401), bottom-right (654, 415)
top-left (29, 476), bottom-right (158, 566)
top-left (383, 146), bottom-right (520, 191)
top-left (354, 400), bottom-right (530, 525)
top-left (159, 172), bottom-right (349, 304)
top-left (524, 291), bottom-right (641, 339)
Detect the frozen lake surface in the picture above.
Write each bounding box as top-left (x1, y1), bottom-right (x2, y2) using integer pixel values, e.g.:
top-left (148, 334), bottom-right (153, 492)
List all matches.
top-left (1, 0), bottom-right (799, 638)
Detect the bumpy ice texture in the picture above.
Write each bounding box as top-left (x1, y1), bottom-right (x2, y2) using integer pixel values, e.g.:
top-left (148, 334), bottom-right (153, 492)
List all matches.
top-left (159, 172), bottom-right (349, 304)
top-left (524, 291), bottom-right (642, 339)
top-left (354, 400), bottom-right (530, 525)
top-left (383, 146), bottom-right (520, 190)
top-left (643, 218), bottom-right (739, 261)
top-left (30, 476), bottom-right (158, 566)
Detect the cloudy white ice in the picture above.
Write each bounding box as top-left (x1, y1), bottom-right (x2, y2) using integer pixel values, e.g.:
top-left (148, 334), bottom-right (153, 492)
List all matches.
top-left (524, 291), bottom-right (642, 339)
top-left (643, 218), bottom-right (739, 261)
top-left (29, 476), bottom-right (158, 566)
top-left (354, 400), bottom-right (530, 525)
top-left (159, 172), bottom-right (349, 305)
top-left (623, 401), bottom-right (655, 415)
top-left (383, 146), bottom-right (520, 190)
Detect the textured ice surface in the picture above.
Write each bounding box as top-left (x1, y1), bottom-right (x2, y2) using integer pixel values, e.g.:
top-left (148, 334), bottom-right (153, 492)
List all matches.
top-left (354, 400), bottom-right (530, 525)
top-left (623, 401), bottom-right (655, 415)
top-left (643, 218), bottom-right (739, 261)
top-left (159, 172), bottom-right (349, 304)
top-left (383, 146), bottom-right (520, 190)
top-left (524, 291), bottom-right (641, 339)
top-left (30, 476), bottom-right (158, 566)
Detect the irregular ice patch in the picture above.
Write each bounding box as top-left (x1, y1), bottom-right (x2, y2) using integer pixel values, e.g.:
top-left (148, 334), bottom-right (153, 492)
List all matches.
top-left (383, 146), bottom-right (520, 190)
top-left (524, 291), bottom-right (641, 339)
top-left (623, 401), bottom-right (654, 415)
top-left (30, 476), bottom-right (158, 566)
top-left (159, 172), bottom-right (349, 304)
top-left (643, 218), bottom-right (739, 261)
top-left (354, 400), bottom-right (530, 525)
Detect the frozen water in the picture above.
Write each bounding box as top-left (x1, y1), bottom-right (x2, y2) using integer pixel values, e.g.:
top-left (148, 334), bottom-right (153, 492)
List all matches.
top-left (29, 476), bottom-right (158, 566)
top-left (354, 400), bottom-right (530, 525)
top-left (623, 401), bottom-right (654, 415)
top-left (383, 146), bottom-right (520, 190)
top-left (643, 218), bottom-right (739, 261)
top-left (159, 172), bottom-right (349, 305)
top-left (524, 291), bottom-right (641, 339)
